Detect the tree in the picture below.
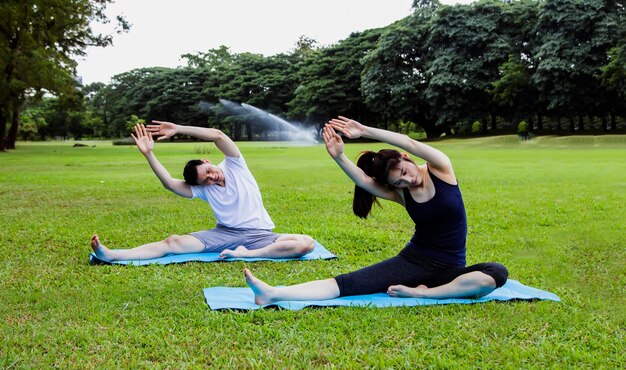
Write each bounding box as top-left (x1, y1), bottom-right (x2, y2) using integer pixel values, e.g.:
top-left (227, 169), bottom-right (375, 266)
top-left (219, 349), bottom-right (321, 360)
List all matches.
top-left (361, 0), bottom-right (441, 137)
top-left (490, 55), bottom-right (535, 127)
top-left (426, 0), bottom-right (517, 134)
top-left (103, 67), bottom-right (210, 137)
top-left (598, 1), bottom-right (626, 130)
top-left (287, 29), bottom-right (384, 125)
top-left (488, 0), bottom-right (541, 130)
top-left (0, 0), bottom-right (128, 150)
top-left (181, 45), bottom-right (233, 69)
top-left (532, 0), bottom-right (622, 132)
top-left (599, 46), bottom-right (626, 129)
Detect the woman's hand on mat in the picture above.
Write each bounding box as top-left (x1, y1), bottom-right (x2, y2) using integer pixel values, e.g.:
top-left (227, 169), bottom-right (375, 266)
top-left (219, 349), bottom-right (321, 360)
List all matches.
top-left (131, 123), bottom-right (154, 155)
top-left (147, 121), bottom-right (178, 141)
top-left (327, 116), bottom-right (366, 139)
top-left (322, 124), bottom-right (344, 158)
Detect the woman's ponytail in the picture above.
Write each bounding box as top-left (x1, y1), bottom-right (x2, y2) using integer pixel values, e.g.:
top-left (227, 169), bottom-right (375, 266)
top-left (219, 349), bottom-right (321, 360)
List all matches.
top-left (352, 150), bottom-right (401, 218)
top-left (353, 151), bottom-right (378, 218)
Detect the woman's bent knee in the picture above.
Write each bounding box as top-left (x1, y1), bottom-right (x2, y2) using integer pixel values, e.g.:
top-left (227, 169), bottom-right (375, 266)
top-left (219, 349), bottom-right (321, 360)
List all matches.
top-left (484, 263), bottom-right (508, 288)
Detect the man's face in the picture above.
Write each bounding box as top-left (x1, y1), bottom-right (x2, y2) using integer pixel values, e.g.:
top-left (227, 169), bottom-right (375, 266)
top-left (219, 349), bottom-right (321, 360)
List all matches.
top-left (196, 160), bottom-right (225, 186)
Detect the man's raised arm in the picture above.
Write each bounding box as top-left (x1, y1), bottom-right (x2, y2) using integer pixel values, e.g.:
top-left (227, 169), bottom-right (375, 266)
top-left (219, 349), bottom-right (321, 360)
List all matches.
top-left (147, 121), bottom-right (240, 158)
top-left (131, 123), bottom-right (193, 198)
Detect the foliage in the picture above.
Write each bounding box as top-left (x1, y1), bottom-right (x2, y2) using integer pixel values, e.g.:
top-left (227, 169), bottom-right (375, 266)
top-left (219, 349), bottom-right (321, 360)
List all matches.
top-left (471, 120), bottom-right (482, 134)
top-left (287, 29), bottom-right (384, 124)
top-left (532, 0), bottom-right (623, 131)
top-left (9, 0), bottom-right (626, 147)
top-left (0, 0), bottom-right (128, 150)
top-left (518, 120), bottom-right (528, 134)
top-left (124, 115), bottom-right (145, 133)
top-left (361, 3), bottom-right (439, 136)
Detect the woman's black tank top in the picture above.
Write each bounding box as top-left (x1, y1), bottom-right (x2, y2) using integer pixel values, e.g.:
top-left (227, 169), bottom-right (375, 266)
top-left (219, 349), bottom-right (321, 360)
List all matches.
top-left (399, 166), bottom-right (467, 266)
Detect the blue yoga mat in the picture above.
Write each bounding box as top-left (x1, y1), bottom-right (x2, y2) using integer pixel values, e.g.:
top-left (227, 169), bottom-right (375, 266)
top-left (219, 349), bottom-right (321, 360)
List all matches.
top-left (89, 240), bottom-right (336, 265)
top-left (203, 279), bottom-right (560, 310)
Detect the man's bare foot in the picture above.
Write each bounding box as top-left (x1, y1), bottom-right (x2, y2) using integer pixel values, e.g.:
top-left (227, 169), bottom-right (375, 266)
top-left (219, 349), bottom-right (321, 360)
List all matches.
top-left (90, 234), bottom-right (114, 260)
top-left (387, 284), bottom-right (430, 298)
top-left (244, 268), bottom-right (276, 305)
top-left (219, 245), bottom-right (250, 259)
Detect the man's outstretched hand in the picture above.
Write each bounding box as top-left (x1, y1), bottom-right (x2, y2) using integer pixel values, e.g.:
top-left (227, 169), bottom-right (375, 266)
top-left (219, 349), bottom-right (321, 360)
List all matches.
top-left (322, 124), bottom-right (344, 159)
top-left (130, 123), bottom-right (154, 155)
top-left (146, 121), bottom-right (178, 141)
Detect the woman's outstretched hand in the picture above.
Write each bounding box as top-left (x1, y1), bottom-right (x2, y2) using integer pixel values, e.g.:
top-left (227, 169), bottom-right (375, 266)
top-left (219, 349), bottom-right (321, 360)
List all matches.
top-left (130, 123), bottom-right (154, 155)
top-left (328, 116), bottom-right (366, 139)
top-left (146, 120), bottom-right (178, 141)
top-left (322, 124), bottom-right (344, 159)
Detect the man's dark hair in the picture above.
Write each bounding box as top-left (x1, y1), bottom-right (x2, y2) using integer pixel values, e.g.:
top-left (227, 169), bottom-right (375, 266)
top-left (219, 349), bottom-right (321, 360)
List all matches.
top-left (183, 159), bottom-right (204, 185)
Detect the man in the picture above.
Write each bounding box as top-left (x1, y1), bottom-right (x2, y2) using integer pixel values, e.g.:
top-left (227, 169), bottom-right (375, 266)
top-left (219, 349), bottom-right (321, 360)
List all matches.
top-left (90, 121), bottom-right (314, 261)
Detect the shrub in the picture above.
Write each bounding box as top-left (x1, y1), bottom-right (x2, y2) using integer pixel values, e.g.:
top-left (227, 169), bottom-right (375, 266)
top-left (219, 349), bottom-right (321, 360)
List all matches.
top-left (112, 137), bottom-right (135, 145)
top-left (471, 121), bottom-right (482, 134)
top-left (518, 120), bottom-right (528, 134)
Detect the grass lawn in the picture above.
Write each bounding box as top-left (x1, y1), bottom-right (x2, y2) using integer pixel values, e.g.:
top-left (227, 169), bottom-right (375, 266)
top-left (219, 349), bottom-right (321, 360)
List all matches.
top-left (1, 136), bottom-right (625, 368)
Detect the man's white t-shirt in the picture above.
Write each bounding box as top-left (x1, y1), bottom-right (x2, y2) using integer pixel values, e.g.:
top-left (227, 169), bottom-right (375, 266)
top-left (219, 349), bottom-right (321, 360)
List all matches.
top-left (190, 156), bottom-right (275, 230)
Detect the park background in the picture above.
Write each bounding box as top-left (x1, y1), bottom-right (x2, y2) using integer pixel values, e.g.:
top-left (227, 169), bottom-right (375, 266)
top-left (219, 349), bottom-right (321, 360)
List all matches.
top-left (1, 0), bottom-right (625, 148)
top-left (1, 0), bottom-right (625, 367)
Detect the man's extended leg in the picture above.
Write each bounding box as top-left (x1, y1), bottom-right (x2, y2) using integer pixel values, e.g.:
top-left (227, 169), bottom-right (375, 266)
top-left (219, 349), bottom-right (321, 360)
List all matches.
top-left (219, 234), bottom-right (315, 259)
top-left (90, 234), bottom-right (205, 261)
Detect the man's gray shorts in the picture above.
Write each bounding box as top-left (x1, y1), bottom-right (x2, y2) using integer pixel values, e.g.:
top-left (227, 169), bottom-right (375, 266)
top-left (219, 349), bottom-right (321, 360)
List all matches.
top-left (189, 224), bottom-right (282, 253)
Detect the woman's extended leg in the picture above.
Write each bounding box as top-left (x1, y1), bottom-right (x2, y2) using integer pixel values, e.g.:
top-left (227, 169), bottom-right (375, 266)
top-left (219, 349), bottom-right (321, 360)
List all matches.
top-left (244, 269), bottom-right (340, 305)
top-left (387, 262), bottom-right (508, 299)
top-left (245, 254), bottom-right (435, 304)
top-left (90, 234), bottom-right (205, 261)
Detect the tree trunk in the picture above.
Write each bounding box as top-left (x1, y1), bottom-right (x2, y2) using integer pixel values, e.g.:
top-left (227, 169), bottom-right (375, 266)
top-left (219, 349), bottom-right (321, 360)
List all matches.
top-left (610, 112), bottom-right (616, 130)
top-left (0, 109), bottom-right (6, 151)
top-left (7, 108), bottom-right (19, 149)
top-left (577, 114), bottom-right (584, 132)
top-left (246, 122), bottom-right (252, 141)
top-left (536, 113), bottom-right (543, 131)
top-left (419, 118), bottom-right (446, 139)
top-left (569, 116), bottom-right (575, 133)
top-left (233, 122), bottom-right (241, 141)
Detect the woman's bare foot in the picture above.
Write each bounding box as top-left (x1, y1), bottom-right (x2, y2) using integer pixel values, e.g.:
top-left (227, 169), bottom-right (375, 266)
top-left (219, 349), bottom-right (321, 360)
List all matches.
top-left (90, 234), bottom-right (114, 260)
top-left (219, 245), bottom-right (250, 259)
top-left (387, 284), bottom-right (430, 298)
top-left (244, 268), bottom-right (277, 305)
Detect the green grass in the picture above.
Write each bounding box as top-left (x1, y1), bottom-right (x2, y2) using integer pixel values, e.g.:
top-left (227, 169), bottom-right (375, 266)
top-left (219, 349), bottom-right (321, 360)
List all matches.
top-left (1, 136), bottom-right (625, 368)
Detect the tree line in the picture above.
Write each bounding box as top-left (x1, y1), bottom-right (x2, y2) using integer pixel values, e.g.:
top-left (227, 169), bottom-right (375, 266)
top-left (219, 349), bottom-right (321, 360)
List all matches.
top-left (3, 0), bottom-right (625, 149)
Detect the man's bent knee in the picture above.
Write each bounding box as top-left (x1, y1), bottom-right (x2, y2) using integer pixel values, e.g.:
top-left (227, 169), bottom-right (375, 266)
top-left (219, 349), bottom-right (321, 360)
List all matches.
top-left (296, 235), bottom-right (315, 256)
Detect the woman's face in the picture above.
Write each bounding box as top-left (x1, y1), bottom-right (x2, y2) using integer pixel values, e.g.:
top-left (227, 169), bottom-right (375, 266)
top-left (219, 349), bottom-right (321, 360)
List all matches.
top-left (386, 159), bottom-right (421, 188)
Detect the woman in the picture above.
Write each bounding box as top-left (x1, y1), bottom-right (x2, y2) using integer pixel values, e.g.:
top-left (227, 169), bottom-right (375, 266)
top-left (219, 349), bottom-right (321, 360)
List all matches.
top-left (245, 116), bottom-right (507, 305)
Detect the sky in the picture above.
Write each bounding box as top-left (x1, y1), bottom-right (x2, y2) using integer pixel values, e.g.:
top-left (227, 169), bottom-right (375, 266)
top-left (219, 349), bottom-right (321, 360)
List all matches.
top-left (76, 0), bottom-right (472, 85)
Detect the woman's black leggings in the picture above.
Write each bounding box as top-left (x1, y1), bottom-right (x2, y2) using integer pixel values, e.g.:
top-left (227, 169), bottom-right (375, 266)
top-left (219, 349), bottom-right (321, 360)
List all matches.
top-left (334, 254), bottom-right (508, 297)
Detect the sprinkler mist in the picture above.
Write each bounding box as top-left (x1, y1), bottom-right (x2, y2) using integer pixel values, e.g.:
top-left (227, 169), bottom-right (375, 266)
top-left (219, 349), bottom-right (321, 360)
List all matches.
top-left (201, 99), bottom-right (318, 145)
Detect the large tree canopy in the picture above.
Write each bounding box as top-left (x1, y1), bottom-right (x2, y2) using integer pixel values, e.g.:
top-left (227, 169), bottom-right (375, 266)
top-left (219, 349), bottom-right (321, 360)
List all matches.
top-left (0, 0), bottom-right (127, 150)
top-left (12, 0), bottom-right (626, 143)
